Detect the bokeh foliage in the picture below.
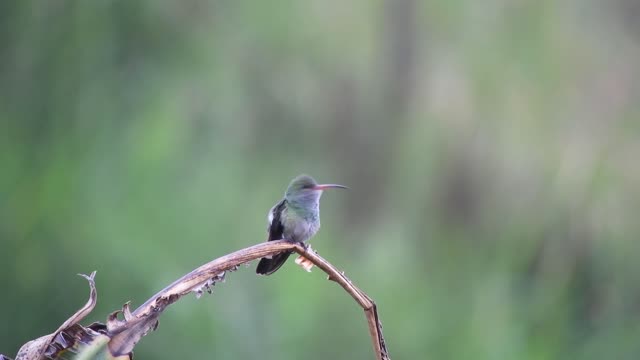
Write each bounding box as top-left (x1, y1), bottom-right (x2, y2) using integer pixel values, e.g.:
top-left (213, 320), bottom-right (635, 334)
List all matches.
top-left (2, 0), bottom-right (640, 359)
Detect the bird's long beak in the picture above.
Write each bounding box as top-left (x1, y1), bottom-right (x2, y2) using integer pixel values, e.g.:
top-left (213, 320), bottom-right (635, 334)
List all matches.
top-left (313, 183), bottom-right (348, 190)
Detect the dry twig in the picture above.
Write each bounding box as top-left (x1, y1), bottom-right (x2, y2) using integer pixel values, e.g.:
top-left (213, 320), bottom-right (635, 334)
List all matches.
top-left (129, 240), bottom-right (390, 360)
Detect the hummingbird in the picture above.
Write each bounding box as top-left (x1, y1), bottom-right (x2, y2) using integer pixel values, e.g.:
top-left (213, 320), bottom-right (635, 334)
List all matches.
top-left (256, 174), bottom-right (347, 275)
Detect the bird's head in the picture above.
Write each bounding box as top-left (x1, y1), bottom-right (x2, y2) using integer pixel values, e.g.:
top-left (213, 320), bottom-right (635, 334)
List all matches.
top-left (285, 174), bottom-right (347, 208)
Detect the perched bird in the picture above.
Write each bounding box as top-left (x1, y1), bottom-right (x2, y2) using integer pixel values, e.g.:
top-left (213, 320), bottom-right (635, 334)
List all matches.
top-left (256, 174), bottom-right (347, 275)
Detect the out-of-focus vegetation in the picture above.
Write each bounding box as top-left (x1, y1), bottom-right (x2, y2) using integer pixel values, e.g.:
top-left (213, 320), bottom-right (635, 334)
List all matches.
top-left (2, 1), bottom-right (640, 359)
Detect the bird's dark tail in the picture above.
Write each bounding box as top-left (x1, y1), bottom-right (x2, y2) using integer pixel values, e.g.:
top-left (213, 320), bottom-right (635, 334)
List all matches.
top-left (256, 251), bottom-right (292, 275)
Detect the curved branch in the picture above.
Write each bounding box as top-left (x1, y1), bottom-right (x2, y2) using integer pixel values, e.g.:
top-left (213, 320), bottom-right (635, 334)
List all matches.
top-left (292, 245), bottom-right (390, 360)
top-left (108, 240), bottom-right (390, 360)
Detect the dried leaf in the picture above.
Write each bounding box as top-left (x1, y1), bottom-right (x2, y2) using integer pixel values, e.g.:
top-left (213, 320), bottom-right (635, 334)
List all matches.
top-left (14, 272), bottom-right (97, 360)
top-left (50, 327), bottom-right (131, 360)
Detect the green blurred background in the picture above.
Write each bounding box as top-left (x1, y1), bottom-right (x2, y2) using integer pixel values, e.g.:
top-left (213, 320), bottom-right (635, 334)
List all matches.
top-left (2, 1), bottom-right (640, 359)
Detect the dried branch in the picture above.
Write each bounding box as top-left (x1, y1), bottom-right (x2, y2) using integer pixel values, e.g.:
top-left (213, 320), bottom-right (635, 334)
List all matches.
top-left (6, 241), bottom-right (390, 360)
top-left (125, 240), bottom-right (390, 360)
top-left (290, 245), bottom-right (390, 360)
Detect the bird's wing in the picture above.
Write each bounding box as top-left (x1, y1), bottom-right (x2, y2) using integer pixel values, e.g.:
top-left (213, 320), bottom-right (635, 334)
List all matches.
top-left (257, 198), bottom-right (291, 275)
top-left (267, 198), bottom-right (287, 241)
